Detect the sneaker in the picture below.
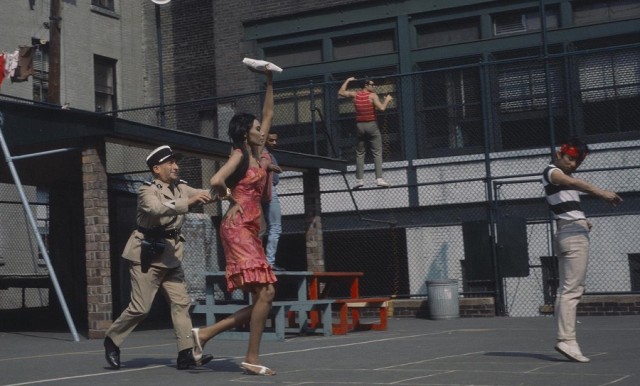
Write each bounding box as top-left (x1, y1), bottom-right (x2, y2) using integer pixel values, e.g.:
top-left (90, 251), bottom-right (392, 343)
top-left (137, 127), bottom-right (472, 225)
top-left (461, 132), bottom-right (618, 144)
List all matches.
top-left (555, 341), bottom-right (590, 363)
top-left (376, 178), bottom-right (391, 187)
top-left (353, 179), bottom-right (364, 189)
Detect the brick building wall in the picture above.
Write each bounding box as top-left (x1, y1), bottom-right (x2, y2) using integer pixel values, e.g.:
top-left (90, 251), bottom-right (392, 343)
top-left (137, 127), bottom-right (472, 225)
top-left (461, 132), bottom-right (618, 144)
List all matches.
top-left (82, 146), bottom-right (112, 339)
top-left (147, 0), bottom-right (216, 109)
top-left (211, 0), bottom-right (369, 97)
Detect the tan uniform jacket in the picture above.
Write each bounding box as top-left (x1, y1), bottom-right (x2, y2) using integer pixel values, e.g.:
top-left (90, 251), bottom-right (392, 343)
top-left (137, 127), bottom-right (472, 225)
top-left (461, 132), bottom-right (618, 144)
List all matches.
top-left (121, 178), bottom-right (205, 269)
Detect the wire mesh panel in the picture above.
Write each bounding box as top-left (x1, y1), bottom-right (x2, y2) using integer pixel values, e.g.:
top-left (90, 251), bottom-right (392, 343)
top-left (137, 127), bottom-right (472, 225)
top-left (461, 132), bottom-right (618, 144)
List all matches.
top-left (0, 183), bottom-right (50, 310)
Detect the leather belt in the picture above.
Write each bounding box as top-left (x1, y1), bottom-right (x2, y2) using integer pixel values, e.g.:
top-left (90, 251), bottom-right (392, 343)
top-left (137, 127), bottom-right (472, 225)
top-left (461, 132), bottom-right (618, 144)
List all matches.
top-left (137, 227), bottom-right (181, 239)
top-left (556, 218), bottom-right (587, 226)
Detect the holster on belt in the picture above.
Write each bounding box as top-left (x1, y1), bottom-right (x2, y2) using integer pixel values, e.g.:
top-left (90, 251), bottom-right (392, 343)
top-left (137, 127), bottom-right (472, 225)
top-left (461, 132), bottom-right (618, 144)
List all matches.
top-left (138, 227), bottom-right (172, 273)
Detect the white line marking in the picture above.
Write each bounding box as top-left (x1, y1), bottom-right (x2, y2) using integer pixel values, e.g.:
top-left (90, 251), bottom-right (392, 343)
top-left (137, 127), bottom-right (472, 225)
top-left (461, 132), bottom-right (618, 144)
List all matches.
top-left (597, 375), bottom-right (632, 386)
top-left (389, 370), bottom-right (457, 384)
top-left (376, 351), bottom-right (486, 370)
top-left (3, 365), bottom-right (166, 386)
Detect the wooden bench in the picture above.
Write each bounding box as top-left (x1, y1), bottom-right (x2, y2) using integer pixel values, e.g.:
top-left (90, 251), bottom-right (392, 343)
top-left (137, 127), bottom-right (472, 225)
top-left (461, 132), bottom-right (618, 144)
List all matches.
top-left (332, 297), bottom-right (390, 335)
top-left (191, 299), bottom-right (334, 341)
top-left (0, 274), bottom-right (50, 308)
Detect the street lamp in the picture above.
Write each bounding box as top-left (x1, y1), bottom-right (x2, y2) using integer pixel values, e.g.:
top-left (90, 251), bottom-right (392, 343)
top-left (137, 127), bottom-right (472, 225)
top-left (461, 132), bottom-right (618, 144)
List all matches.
top-left (152, 0), bottom-right (171, 126)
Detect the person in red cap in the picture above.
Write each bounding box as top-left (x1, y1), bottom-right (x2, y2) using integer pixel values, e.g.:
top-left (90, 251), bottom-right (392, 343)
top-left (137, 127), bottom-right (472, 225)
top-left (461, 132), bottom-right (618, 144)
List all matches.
top-left (542, 137), bottom-right (622, 363)
top-left (103, 145), bottom-right (214, 370)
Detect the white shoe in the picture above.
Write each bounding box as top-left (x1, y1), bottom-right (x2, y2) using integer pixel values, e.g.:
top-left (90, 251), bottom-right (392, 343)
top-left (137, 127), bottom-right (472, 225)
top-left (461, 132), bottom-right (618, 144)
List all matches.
top-left (353, 179), bottom-right (364, 189)
top-left (376, 178), bottom-right (390, 187)
top-left (555, 341), bottom-right (590, 363)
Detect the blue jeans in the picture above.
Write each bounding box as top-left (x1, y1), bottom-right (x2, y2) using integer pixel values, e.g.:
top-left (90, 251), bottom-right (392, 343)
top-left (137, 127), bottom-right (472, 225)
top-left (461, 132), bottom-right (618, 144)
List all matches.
top-left (262, 188), bottom-right (282, 266)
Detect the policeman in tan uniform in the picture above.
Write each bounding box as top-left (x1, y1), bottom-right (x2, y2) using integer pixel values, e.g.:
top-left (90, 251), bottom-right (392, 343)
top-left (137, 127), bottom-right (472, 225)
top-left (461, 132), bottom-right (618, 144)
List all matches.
top-left (104, 145), bottom-right (213, 370)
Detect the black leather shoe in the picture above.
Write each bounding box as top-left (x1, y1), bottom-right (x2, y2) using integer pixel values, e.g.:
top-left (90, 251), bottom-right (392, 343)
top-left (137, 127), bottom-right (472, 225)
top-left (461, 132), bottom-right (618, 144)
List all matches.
top-left (176, 348), bottom-right (213, 370)
top-left (103, 336), bottom-right (120, 369)
top-left (271, 264), bottom-right (286, 271)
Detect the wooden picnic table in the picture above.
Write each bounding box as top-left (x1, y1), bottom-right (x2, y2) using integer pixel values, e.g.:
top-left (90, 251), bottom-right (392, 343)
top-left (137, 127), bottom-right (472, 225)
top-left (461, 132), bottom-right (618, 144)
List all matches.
top-left (191, 271), bottom-right (333, 341)
top-left (307, 271), bottom-right (389, 334)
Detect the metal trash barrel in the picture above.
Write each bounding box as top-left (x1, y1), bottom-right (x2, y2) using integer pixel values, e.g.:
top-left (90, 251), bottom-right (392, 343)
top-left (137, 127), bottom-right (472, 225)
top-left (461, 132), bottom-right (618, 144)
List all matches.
top-left (427, 279), bottom-right (459, 320)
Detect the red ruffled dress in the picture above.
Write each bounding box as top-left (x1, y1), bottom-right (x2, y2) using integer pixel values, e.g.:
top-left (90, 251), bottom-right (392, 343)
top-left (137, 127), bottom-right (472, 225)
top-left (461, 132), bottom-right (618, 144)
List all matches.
top-left (220, 150), bottom-right (277, 291)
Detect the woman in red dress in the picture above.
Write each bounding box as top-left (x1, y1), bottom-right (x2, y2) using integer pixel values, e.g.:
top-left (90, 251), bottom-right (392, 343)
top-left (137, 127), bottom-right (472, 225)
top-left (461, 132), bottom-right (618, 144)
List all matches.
top-left (191, 69), bottom-right (277, 376)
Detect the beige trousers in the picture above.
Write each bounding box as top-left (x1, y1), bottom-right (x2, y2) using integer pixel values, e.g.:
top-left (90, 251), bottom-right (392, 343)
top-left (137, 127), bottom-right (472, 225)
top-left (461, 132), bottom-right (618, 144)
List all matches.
top-left (554, 219), bottom-right (590, 341)
top-left (106, 262), bottom-right (193, 351)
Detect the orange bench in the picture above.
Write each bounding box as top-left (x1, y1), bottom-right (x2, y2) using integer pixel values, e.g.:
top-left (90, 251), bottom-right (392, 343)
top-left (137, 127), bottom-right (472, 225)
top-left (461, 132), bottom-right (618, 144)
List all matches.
top-left (332, 297), bottom-right (390, 335)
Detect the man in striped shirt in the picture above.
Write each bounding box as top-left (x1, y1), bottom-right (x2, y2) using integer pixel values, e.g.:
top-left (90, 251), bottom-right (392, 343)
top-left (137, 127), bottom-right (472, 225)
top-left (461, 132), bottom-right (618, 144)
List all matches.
top-left (542, 137), bottom-right (622, 363)
top-left (338, 76), bottom-right (393, 189)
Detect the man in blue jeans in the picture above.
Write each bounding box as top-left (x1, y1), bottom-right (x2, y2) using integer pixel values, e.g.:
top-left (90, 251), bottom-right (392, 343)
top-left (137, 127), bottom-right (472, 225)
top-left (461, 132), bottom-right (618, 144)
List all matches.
top-left (542, 137), bottom-right (622, 363)
top-left (261, 132), bottom-right (285, 271)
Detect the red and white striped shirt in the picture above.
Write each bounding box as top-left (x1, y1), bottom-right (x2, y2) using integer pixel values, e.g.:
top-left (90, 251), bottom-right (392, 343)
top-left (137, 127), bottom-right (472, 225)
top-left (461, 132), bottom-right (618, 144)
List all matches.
top-left (355, 90), bottom-right (376, 122)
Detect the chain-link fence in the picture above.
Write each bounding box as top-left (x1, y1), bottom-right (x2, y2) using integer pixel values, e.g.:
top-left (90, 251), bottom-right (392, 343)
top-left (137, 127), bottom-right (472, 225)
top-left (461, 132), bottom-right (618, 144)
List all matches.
top-left (0, 184), bottom-right (50, 310)
top-left (2, 43), bottom-right (639, 317)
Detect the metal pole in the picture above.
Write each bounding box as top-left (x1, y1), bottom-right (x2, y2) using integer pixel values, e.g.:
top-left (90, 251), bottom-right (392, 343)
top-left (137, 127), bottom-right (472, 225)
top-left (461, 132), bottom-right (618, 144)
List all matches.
top-left (47, 0), bottom-right (61, 105)
top-left (310, 81), bottom-right (318, 155)
top-left (540, 0), bottom-right (556, 153)
top-left (0, 112), bottom-right (80, 342)
top-left (155, 4), bottom-right (166, 127)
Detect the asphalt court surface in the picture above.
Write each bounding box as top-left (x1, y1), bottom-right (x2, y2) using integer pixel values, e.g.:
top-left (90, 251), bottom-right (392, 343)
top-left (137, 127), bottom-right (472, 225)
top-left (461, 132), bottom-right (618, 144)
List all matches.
top-left (1, 315), bottom-right (638, 385)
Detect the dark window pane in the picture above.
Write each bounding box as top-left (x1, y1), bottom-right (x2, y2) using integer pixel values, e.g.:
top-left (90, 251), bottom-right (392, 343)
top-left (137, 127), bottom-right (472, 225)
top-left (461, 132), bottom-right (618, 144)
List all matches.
top-left (416, 18), bottom-right (479, 48)
top-left (333, 30), bottom-right (395, 60)
top-left (264, 41), bottom-right (322, 67)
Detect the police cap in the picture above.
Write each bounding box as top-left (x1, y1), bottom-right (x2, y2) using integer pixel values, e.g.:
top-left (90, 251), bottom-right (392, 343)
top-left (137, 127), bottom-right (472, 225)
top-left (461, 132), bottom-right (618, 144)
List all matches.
top-left (146, 145), bottom-right (183, 169)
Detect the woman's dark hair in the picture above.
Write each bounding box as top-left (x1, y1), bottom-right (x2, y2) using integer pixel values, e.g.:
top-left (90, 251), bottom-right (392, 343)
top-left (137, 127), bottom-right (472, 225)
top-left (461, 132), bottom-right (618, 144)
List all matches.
top-left (225, 113), bottom-right (255, 188)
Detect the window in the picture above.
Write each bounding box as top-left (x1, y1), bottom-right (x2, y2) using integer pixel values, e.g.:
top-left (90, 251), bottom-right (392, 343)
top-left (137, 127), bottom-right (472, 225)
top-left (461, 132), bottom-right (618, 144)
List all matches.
top-left (32, 43), bottom-right (49, 102)
top-left (417, 63), bottom-right (483, 154)
top-left (497, 64), bottom-right (563, 113)
top-left (493, 8), bottom-right (559, 36)
top-left (91, 0), bottom-right (114, 11)
top-left (271, 80), bottom-right (326, 155)
top-left (573, 0), bottom-right (640, 25)
top-left (416, 18), bottom-right (480, 48)
top-left (264, 41), bottom-right (322, 67)
top-left (493, 52), bottom-right (568, 150)
top-left (94, 55), bottom-right (117, 112)
top-left (577, 48), bottom-right (640, 135)
top-left (333, 30), bottom-right (395, 60)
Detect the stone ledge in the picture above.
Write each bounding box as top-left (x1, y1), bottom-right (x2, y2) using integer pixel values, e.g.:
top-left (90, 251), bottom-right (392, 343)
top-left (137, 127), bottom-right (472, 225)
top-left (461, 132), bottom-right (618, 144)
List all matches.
top-left (539, 294), bottom-right (640, 316)
top-left (388, 297), bottom-right (495, 318)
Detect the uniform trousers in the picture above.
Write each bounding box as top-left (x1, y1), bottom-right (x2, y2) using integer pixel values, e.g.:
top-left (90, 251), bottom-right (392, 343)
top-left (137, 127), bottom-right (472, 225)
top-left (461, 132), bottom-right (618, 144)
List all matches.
top-left (355, 120), bottom-right (383, 179)
top-left (106, 262), bottom-right (193, 351)
top-left (554, 219), bottom-right (590, 342)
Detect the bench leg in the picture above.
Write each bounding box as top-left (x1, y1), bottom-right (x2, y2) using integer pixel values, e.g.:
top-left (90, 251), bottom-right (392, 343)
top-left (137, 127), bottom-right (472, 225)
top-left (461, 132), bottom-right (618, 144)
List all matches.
top-left (320, 304), bottom-right (333, 336)
top-left (353, 304), bottom-right (388, 331)
top-left (273, 306), bottom-right (285, 341)
top-left (332, 303), bottom-right (349, 335)
top-left (373, 306), bottom-right (387, 330)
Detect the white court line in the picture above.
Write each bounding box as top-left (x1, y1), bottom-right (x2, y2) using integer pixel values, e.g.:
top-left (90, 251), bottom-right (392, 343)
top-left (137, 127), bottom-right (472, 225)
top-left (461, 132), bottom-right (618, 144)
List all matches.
top-left (1, 329), bottom-right (464, 385)
top-left (0, 343), bottom-right (174, 363)
top-left (597, 375), bottom-right (632, 386)
top-left (389, 370), bottom-right (457, 385)
top-left (257, 330), bottom-right (460, 358)
top-left (376, 351), bottom-right (486, 370)
top-left (3, 365), bottom-right (166, 386)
